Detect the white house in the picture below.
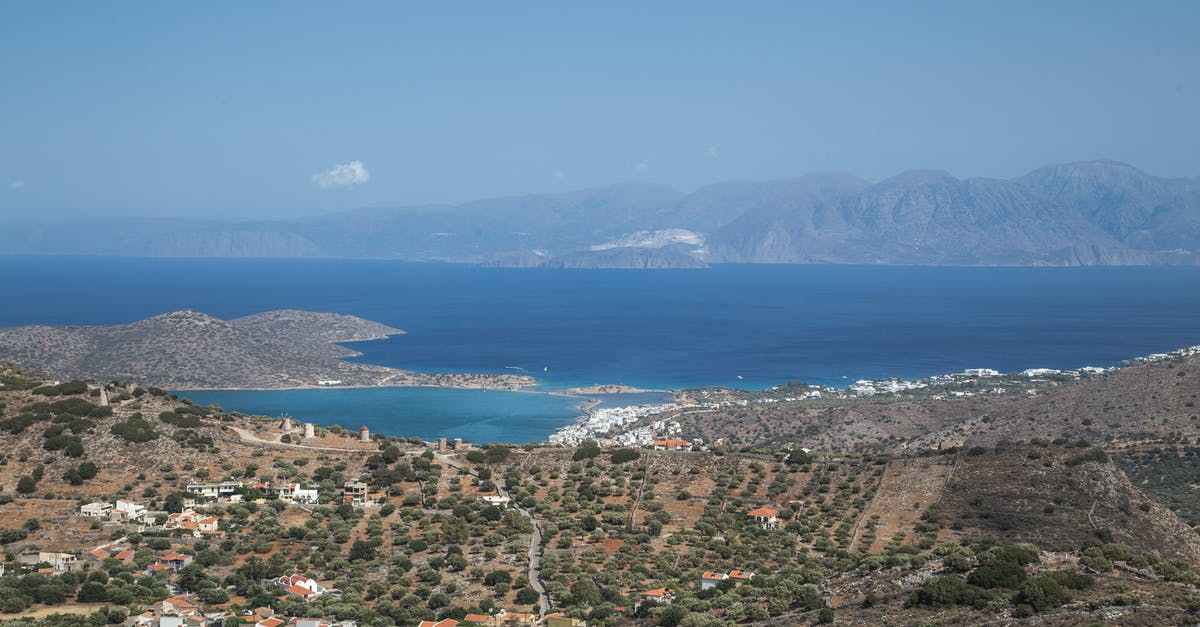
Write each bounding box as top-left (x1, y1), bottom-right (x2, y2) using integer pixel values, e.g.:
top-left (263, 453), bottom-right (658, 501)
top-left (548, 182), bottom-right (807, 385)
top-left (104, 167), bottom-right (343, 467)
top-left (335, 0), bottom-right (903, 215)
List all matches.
top-left (747, 506), bottom-right (780, 530)
top-left (186, 481), bottom-right (243, 500)
top-left (18, 551), bottom-right (78, 572)
top-left (482, 495), bottom-right (511, 508)
top-left (271, 483), bottom-right (320, 505)
top-left (114, 500), bottom-right (147, 521)
top-left (277, 574), bottom-right (327, 599)
top-left (80, 502), bottom-right (113, 518)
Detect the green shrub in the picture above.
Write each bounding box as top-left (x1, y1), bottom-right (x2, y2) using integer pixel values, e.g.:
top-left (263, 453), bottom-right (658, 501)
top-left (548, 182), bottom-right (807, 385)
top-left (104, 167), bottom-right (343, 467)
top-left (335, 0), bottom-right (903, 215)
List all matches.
top-left (32, 381), bottom-right (88, 396)
top-left (111, 414), bottom-right (160, 443)
top-left (908, 576), bottom-right (992, 608)
top-left (1, 413), bottom-right (41, 434)
top-left (15, 476), bottom-right (37, 494)
top-left (1065, 448), bottom-right (1109, 467)
top-left (968, 560), bottom-right (1027, 589)
top-left (609, 448), bottom-right (640, 464)
top-left (485, 445), bottom-right (511, 463)
top-left (1014, 576), bottom-right (1070, 612)
top-left (1047, 569), bottom-right (1095, 590)
top-left (158, 411), bottom-right (202, 428)
top-left (0, 528), bottom-right (29, 544)
top-left (50, 397), bottom-right (96, 416)
top-left (572, 440), bottom-right (602, 461)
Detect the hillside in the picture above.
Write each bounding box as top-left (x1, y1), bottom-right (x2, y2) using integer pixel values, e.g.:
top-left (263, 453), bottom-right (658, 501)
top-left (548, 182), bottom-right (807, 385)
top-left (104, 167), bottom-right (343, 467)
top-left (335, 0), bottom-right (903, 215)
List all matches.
top-left (1, 366), bottom-right (1199, 626)
top-left (639, 350), bottom-right (1200, 454)
top-left (0, 310), bottom-right (532, 390)
top-left (3, 160), bottom-right (1198, 267)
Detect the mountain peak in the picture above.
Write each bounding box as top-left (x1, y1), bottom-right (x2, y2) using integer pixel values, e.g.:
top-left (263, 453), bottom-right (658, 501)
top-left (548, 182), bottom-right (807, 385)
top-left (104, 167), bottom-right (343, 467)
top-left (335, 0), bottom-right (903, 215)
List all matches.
top-left (148, 310), bottom-right (225, 324)
top-left (874, 169), bottom-right (958, 188)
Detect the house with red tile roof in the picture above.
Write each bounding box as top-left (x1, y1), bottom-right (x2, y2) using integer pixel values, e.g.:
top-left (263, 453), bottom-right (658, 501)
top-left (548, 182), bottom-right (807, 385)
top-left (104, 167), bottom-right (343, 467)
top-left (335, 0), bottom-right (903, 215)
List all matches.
top-left (747, 506), bottom-right (780, 529)
top-left (161, 594), bottom-right (200, 614)
top-left (701, 569), bottom-right (755, 590)
top-left (652, 438), bottom-right (691, 451)
top-left (276, 574), bottom-right (326, 598)
top-left (156, 550), bottom-right (193, 571)
top-left (543, 616), bottom-right (585, 627)
top-left (641, 587), bottom-right (675, 605)
top-left (417, 619), bottom-right (459, 627)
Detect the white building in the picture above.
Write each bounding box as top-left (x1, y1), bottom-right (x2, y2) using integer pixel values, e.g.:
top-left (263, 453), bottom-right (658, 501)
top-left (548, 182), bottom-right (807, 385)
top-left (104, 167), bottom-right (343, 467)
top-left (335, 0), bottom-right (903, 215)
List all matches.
top-left (271, 483), bottom-right (320, 505)
top-left (186, 481), bottom-right (243, 500)
top-left (80, 502), bottom-right (113, 518)
top-left (114, 500), bottom-right (147, 521)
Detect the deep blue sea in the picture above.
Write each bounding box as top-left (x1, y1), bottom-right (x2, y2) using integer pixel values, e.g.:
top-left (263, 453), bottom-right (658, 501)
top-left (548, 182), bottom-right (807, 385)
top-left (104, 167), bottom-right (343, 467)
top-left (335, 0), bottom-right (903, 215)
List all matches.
top-left (2, 256), bottom-right (1199, 441)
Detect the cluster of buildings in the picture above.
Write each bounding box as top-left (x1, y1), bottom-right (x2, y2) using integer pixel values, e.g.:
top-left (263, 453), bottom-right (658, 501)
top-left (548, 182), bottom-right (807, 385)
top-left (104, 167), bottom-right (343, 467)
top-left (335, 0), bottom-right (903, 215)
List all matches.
top-left (79, 499), bottom-right (222, 537)
top-left (849, 378), bottom-right (929, 396)
top-left (183, 480), bottom-right (321, 506)
top-left (125, 594), bottom-right (222, 627)
top-left (165, 511), bottom-right (221, 537)
top-left (125, 599), bottom-right (359, 627)
top-left (547, 402), bottom-right (685, 446)
top-left (80, 499), bottom-right (160, 525)
top-left (1132, 344), bottom-right (1200, 363)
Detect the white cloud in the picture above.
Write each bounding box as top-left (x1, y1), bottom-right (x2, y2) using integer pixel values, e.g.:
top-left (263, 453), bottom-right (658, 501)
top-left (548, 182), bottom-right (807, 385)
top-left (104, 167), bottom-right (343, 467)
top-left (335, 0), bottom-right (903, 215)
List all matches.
top-left (707, 146), bottom-right (719, 159)
top-left (7, 180), bottom-right (25, 190)
top-left (312, 160), bottom-right (369, 189)
top-left (634, 162), bottom-right (649, 172)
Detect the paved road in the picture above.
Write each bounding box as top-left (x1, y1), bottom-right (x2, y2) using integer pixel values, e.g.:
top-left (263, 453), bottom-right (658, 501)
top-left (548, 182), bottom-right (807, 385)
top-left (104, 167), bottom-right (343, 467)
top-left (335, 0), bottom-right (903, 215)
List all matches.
top-left (436, 452), bottom-right (551, 618)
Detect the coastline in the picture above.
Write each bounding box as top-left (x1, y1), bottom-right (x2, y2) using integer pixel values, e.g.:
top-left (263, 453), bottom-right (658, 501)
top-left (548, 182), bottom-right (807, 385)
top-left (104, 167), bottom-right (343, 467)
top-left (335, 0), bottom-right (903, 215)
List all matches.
top-left (542, 342), bottom-right (1200, 446)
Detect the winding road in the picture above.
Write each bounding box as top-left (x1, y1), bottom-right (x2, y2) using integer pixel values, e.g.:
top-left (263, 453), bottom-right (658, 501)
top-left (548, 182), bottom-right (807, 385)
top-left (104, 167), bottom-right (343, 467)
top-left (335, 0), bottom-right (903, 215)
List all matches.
top-left (434, 452), bottom-right (552, 618)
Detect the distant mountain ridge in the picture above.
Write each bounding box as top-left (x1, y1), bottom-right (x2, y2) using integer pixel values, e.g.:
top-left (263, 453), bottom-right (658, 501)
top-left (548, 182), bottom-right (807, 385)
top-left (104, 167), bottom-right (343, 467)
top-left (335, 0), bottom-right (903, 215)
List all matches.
top-left (5, 160), bottom-right (1198, 267)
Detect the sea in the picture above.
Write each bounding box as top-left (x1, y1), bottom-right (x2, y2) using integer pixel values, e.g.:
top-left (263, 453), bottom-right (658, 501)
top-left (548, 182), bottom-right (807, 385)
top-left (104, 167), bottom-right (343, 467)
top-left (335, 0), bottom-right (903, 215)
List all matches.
top-left (2, 256), bottom-right (1199, 442)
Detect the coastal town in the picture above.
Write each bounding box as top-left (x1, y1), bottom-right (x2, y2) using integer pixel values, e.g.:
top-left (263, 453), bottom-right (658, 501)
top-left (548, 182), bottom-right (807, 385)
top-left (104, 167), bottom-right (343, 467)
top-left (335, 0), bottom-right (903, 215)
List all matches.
top-left (545, 347), bottom-right (1200, 448)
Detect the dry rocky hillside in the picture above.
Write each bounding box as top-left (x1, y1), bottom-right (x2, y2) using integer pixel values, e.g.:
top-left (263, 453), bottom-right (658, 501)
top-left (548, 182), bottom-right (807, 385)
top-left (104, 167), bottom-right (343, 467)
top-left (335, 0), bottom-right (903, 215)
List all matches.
top-left (650, 351), bottom-right (1200, 453)
top-left (0, 310), bottom-right (533, 390)
top-left (1, 357), bottom-right (1200, 625)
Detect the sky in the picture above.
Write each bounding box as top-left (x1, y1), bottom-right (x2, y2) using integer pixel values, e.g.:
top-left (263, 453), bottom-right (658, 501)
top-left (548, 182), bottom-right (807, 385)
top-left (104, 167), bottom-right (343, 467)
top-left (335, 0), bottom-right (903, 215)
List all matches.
top-left (1, 1), bottom-right (1198, 222)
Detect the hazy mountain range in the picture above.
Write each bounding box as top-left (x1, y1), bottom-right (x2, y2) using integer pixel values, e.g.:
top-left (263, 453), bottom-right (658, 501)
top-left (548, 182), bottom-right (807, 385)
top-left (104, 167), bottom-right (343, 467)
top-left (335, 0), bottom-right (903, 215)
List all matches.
top-left (6, 159), bottom-right (1199, 267)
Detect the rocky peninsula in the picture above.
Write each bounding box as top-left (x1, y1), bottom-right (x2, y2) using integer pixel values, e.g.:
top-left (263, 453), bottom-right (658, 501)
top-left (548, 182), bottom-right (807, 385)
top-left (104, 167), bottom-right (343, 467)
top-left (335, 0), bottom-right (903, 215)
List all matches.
top-left (0, 309), bottom-right (535, 391)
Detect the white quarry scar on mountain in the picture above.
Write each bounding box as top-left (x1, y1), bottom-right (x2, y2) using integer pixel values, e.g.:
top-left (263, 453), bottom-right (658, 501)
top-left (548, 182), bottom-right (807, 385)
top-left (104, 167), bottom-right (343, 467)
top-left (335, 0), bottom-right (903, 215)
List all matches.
top-left (590, 228), bottom-right (706, 251)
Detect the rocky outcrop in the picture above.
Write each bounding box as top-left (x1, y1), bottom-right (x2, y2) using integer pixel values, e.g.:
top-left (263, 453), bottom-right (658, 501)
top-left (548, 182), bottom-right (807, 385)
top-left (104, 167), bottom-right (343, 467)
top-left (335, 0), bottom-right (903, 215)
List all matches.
top-left (0, 310), bottom-right (532, 390)
top-left (938, 445), bottom-right (1200, 562)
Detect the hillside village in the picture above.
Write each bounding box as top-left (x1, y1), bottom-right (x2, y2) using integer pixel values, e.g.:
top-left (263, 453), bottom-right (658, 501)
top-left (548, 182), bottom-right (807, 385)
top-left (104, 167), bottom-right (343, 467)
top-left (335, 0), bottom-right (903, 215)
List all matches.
top-left (1, 355), bottom-right (1200, 626)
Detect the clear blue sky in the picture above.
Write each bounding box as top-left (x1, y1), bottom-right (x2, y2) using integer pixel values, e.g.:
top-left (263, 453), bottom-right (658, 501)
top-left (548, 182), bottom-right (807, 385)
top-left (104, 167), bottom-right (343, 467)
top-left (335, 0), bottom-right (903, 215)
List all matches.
top-left (1, 1), bottom-right (1197, 221)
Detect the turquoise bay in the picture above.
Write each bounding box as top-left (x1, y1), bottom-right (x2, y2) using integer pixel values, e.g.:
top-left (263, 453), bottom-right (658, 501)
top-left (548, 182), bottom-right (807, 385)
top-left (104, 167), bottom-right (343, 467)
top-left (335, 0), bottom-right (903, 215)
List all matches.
top-left (176, 388), bottom-right (589, 444)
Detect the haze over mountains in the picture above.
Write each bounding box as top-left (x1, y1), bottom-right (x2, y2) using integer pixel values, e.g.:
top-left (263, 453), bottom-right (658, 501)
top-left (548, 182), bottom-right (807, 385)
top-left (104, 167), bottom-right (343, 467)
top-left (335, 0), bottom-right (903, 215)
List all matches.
top-left (7, 160), bottom-right (1199, 267)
